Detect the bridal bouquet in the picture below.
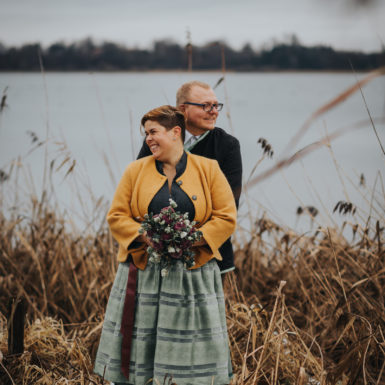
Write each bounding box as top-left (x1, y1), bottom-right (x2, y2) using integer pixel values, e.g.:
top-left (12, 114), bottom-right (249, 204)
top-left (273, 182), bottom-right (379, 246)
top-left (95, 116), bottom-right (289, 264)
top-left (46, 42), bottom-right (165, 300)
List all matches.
top-left (139, 199), bottom-right (202, 276)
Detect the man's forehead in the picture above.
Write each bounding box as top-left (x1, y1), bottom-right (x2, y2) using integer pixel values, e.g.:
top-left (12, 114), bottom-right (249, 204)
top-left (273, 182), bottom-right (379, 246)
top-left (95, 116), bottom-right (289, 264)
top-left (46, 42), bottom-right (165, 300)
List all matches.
top-left (189, 86), bottom-right (217, 101)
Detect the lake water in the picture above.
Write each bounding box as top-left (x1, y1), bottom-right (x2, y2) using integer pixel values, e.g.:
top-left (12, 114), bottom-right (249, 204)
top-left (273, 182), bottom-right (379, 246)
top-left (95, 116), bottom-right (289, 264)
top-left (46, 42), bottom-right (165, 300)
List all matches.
top-left (0, 71), bottom-right (384, 234)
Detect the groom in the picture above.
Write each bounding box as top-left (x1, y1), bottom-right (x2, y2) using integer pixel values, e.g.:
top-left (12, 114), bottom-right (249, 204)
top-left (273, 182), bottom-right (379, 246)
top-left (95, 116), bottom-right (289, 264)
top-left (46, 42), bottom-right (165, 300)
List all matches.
top-left (137, 80), bottom-right (242, 275)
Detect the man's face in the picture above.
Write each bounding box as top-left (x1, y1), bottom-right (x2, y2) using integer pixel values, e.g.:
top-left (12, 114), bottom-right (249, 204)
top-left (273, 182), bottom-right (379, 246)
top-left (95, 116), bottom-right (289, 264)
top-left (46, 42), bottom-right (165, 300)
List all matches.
top-left (181, 86), bottom-right (219, 135)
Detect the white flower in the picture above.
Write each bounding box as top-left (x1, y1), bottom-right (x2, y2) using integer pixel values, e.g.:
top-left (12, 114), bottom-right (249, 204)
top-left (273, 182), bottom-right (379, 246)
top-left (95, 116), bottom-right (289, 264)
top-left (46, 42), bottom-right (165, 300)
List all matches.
top-left (180, 231), bottom-right (188, 238)
top-left (184, 219), bottom-right (190, 226)
top-left (168, 246), bottom-right (176, 253)
top-left (153, 216), bottom-right (160, 223)
top-left (164, 226), bottom-right (171, 233)
top-left (169, 198), bottom-right (177, 208)
top-left (160, 220), bottom-right (165, 225)
top-left (183, 213), bottom-right (189, 219)
top-left (161, 268), bottom-right (168, 277)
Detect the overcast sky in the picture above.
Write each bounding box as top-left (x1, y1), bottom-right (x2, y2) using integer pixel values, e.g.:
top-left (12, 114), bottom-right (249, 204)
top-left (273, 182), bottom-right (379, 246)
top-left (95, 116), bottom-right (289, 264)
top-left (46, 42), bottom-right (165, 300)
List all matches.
top-left (0, 0), bottom-right (384, 52)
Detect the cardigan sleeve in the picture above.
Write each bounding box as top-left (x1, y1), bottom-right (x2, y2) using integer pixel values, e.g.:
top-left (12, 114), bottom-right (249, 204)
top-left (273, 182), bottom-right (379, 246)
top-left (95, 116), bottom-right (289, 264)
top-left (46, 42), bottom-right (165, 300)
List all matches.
top-left (107, 164), bottom-right (142, 252)
top-left (198, 160), bottom-right (237, 257)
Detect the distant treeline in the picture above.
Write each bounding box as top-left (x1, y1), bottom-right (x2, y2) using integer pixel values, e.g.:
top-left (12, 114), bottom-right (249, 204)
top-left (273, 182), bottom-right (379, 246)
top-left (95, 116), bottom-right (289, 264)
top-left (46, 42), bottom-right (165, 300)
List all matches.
top-left (0, 38), bottom-right (384, 71)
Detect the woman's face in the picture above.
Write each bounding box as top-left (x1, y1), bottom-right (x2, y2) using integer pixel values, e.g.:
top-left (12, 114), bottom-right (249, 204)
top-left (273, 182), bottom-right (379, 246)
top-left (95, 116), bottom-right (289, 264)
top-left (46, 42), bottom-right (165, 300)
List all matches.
top-left (144, 120), bottom-right (177, 161)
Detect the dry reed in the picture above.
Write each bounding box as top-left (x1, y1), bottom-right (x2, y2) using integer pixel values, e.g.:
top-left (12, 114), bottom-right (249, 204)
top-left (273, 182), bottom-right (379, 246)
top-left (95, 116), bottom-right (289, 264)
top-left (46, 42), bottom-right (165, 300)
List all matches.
top-left (229, 217), bottom-right (385, 384)
top-left (0, 193), bottom-right (384, 384)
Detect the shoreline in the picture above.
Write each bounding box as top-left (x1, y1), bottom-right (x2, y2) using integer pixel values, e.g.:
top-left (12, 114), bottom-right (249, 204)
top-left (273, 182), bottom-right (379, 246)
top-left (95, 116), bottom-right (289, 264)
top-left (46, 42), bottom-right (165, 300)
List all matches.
top-left (0, 69), bottom-right (378, 74)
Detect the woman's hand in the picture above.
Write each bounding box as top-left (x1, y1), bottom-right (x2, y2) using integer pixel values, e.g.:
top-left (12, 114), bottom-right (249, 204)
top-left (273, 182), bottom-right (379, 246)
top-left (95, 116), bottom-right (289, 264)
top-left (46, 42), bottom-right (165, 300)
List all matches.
top-left (135, 232), bottom-right (153, 246)
top-left (193, 237), bottom-right (207, 247)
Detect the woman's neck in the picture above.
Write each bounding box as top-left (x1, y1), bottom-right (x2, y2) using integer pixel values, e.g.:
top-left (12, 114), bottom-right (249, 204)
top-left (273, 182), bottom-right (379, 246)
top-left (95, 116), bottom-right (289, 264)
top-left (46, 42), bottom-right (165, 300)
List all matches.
top-left (162, 146), bottom-right (184, 169)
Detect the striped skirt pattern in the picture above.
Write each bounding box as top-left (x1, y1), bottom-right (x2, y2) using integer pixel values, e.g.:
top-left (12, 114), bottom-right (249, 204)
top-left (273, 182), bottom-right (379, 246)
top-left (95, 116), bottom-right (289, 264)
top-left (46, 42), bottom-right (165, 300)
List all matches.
top-left (94, 259), bottom-right (232, 385)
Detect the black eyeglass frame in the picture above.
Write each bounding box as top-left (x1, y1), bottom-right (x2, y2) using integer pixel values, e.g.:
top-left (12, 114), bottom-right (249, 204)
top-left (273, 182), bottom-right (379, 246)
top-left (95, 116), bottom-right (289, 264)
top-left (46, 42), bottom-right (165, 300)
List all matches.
top-left (183, 101), bottom-right (224, 112)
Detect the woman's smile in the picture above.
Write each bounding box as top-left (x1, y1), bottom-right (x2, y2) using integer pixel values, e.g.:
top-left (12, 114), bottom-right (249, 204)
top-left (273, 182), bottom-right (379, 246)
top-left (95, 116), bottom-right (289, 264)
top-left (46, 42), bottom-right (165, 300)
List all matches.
top-left (149, 143), bottom-right (159, 153)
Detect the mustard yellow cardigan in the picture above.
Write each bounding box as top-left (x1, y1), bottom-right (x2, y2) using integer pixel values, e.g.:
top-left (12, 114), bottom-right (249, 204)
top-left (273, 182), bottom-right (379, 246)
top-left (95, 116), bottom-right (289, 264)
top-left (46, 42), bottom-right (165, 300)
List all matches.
top-left (107, 153), bottom-right (237, 270)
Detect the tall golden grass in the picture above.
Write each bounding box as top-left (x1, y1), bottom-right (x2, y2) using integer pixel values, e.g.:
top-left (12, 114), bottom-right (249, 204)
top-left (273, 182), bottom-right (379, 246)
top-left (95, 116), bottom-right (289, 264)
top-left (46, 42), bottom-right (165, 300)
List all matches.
top-left (1, 68), bottom-right (384, 384)
top-left (0, 194), bottom-right (384, 384)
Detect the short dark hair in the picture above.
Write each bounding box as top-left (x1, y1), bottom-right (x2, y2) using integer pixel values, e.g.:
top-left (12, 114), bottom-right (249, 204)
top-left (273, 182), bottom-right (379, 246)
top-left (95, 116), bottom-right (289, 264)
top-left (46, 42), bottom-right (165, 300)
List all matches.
top-left (141, 105), bottom-right (186, 142)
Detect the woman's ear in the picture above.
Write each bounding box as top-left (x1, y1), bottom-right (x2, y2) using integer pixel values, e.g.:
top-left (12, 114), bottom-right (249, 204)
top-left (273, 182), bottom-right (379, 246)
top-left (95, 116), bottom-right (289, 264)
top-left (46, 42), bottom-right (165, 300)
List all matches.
top-left (172, 125), bottom-right (182, 139)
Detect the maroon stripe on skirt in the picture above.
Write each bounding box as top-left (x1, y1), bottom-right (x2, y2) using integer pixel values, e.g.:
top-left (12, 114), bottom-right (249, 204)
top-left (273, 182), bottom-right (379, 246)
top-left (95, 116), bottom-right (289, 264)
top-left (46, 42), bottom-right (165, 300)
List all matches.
top-left (120, 259), bottom-right (138, 379)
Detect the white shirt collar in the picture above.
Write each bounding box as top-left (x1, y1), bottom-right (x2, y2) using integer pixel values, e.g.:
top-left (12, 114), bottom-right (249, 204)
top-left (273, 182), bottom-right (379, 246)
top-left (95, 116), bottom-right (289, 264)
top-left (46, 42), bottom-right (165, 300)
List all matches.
top-left (184, 130), bottom-right (201, 144)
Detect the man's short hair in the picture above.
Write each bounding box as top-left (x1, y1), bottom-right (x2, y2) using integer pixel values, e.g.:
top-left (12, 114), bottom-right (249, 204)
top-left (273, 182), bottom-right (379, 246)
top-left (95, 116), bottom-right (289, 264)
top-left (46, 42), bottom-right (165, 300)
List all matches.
top-left (176, 81), bottom-right (212, 106)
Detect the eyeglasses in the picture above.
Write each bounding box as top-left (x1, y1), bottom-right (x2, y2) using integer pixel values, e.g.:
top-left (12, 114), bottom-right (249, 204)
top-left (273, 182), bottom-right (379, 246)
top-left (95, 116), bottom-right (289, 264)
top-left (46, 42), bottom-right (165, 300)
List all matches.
top-left (183, 101), bottom-right (224, 112)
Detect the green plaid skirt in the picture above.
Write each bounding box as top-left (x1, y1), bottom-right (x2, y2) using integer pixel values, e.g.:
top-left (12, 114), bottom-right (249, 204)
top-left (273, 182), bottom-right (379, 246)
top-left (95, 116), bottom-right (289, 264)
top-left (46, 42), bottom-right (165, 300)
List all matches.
top-left (94, 259), bottom-right (232, 385)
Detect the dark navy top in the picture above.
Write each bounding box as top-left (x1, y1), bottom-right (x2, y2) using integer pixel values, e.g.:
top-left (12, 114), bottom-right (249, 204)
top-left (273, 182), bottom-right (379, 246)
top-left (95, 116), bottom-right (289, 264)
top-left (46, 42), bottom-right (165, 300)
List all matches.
top-left (148, 151), bottom-right (195, 220)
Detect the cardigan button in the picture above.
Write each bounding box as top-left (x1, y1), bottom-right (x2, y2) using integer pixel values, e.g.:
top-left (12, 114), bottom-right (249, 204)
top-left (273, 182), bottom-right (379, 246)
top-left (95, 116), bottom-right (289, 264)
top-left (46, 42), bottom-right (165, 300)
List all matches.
top-left (192, 195), bottom-right (197, 200)
top-left (177, 180), bottom-right (183, 186)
